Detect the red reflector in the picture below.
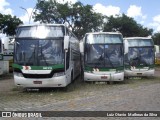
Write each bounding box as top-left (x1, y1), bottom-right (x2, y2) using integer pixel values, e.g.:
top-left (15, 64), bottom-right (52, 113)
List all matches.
top-left (101, 76), bottom-right (107, 79)
top-left (33, 81), bottom-right (42, 84)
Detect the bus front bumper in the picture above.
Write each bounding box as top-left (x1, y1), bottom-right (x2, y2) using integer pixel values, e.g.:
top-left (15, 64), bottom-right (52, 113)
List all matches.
top-left (14, 75), bottom-right (68, 88)
top-left (84, 72), bottom-right (124, 81)
top-left (124, 69), bottom-right (155, 77)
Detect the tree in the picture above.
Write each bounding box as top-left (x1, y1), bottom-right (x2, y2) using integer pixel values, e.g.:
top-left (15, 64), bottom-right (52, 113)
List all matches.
top-left (33, 0), bottom-right (103, 39)
top-left (152, 32), bottom-right (160, 45)
top-left (0, 13), bottom-right (23, 36)
top-left (33, 0), bottom-right (60, 23)
top-left (72, 3), bottom-right (104, 39)
top-left (103, 14), bottom-right (153, 37)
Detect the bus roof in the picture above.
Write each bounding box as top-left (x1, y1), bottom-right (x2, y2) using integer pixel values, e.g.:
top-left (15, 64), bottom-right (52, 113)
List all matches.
top-left (85, 32), bottom-right (122, 36)
top-left (17, 23), bottom-right (66, 28)
top-left (124, 37), bottom-right (152, 40)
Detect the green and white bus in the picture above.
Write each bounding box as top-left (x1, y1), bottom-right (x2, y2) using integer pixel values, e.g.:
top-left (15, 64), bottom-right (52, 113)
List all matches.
top-left (124, 37), bottom-right (155, 77)
top-left (81, 32), bottom-right (124, 82)
top-left (13, 24), bottom-right (80, 88)
top-left (0, 38), bottom-right (9, 75)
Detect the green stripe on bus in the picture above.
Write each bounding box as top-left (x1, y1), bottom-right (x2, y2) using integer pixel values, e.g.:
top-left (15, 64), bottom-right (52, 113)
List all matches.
top-left (84, 66), bottom-right (124, 71)
top-left (12, 64), bottom-right (23, 69)
top-left (12, 63), bottom-right (64, 70)
top-left (125, 64), bottom-right (154, 69)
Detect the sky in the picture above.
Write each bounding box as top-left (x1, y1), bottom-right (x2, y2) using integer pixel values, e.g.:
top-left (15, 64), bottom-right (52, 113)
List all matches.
top-left (1, 0), bottom-right (160, 33)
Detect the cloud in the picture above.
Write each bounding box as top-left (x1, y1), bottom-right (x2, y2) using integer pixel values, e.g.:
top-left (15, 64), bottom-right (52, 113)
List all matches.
top-left (93, 3), bottom-right (120, 17)
top-left (156, 26), bottom-right (160, 32)
top-left (153, 15), bottom-right (160, 23)
top-left (127, 5), bottom-right (147, 19)
top-left (148, 15), bottom-right (160, 32)
top-left (127, 5), bottom-right (147, 27)
top-left (127, 5), bottom-right (142, 18)
top-left (0, 0), bottom-right (13, 15)
top-left (19, 8), bottom-right (35, 24)
top-left (19, 0), bottom-right (77, 24)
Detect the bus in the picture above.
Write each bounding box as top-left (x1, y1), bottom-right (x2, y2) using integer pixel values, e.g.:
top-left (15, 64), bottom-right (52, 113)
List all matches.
top-left (124, 37), bottom-right (155, 77)
top-left (0, 38), bottom-right (4, 75)
top-left (13, 24), bottom-right (81, 88)
top-left (81, 32), bottom-right (124, 83)
top-left (0, 38), bottom-right (3, 60)
top-left (155, 45), bottom-right (160, 65)
top-left (0, 38), bottom-right (9, 75)
top-left (2, 36), bottom-right (14, 72)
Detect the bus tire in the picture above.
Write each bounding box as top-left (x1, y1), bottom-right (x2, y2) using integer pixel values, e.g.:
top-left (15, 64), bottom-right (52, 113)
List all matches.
top-left (62, 86), bottom-right (68, 92)
top-left (107, 81), bottom-right (114, 85)
top-left (71, 71), bottom-right (74, 83)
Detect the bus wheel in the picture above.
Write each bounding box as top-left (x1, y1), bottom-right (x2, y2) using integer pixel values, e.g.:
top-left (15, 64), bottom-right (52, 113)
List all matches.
top-left (71, 71), bottom-right (74, 83)
top-left (22, 88), bottom-right (28, 92)
top-left (62, 86), bottom-right (68, 92)
top-left (107, 81), bottom-right (114, 85)
top-left (125, 76), bottom-right (129, 79)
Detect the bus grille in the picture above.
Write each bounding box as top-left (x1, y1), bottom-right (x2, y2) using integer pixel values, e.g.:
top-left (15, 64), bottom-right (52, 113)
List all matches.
top-left (14, 68), bottom-right (64, 79)
top-left (23, 74), bottom-right (53, 78)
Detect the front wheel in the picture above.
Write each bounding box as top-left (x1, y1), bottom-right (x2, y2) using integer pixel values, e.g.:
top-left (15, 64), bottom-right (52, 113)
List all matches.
top-left (107, 81), bottom-right (114, 85)
top-left (71, 71), bottom-right (75, 83)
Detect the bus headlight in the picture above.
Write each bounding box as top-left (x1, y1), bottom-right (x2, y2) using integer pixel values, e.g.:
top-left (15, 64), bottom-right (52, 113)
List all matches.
top-left (117, 70), bottom-right (123, 73)
top-left (14, 72), bottom-right (23, 77)
top-left (53, 72), bottom-right (64, 77)
top-left (116, 71), bottom-right (120, 73)
top-left (84, 70), bottom-right (92, 73)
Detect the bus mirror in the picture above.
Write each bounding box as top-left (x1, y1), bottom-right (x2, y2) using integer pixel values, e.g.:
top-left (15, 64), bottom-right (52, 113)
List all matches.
top-left (80, 41), bottom-right (84, 53)
top-left (124, 40), bottom-right (128, 54)
top-left (64, 36), bottom-right (69, 51)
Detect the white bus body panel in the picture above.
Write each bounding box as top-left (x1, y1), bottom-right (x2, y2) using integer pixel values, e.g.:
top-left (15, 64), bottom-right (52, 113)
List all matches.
top-left (0, 61), bottom-right (9, 75)
top-left (14, 69), bottom-right (72, 88)
top-left (13, 24), bottom-right (80, 88)
top-left (14, 75), bottom-right (70, 88)
top-left (84, 71), bottom-right (124, 81)
top-left (124, 37), bottom-right (155, 77)
top-left (124, 69), bottom-right (154, 77)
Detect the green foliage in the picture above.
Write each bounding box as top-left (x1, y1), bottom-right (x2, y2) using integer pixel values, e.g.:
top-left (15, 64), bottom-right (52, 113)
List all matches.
top-left (152, 33), bottom-right (160, 45)
top-left (34, 1), bottom-right (154, 39)
top-left (0, 13), bottom-right (23, 36)
top-left (72, 4), bottom-right (103, 39)
top-left (33, 0), bottom-right (103, 39)
top-left (103, 14), bottom-right (153, 37)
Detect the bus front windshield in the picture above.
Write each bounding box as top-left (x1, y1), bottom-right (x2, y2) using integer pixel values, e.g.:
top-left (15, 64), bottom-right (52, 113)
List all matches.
top-left (0, 40), bottom-right (2, 53)
top-left (85, 34), bottom-right (123, 68)
top-left (14, 39), bottom-right (64, 66)
top-left (128, 47), bottom-right (154, 66)
top-left (125, 39), bottom-right (154, 67)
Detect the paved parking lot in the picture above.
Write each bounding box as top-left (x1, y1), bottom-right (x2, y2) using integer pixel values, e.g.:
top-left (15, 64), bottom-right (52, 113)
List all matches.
top-left (0, 69), bottom-right (160, 120)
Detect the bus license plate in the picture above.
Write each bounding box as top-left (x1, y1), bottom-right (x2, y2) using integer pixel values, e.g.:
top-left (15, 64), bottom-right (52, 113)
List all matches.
top-left (101, 76), bottom-right (107, 79)
top-left (33, 81), bottom-right (42, 84)
top-left (137, 73), bottom-right (142, 75)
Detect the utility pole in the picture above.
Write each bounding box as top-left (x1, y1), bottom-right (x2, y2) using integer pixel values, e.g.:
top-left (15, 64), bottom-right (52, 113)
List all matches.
top-left (20, 7), bottom-right (30, 23)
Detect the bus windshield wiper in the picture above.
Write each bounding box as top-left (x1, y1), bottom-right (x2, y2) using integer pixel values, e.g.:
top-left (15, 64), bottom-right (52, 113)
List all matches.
top-left (27, 47), bottom-right (36, 66)
top-left (105, 52), bottom-right (114, 68)
top-left (40, 45), bottom-right (48, 66)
